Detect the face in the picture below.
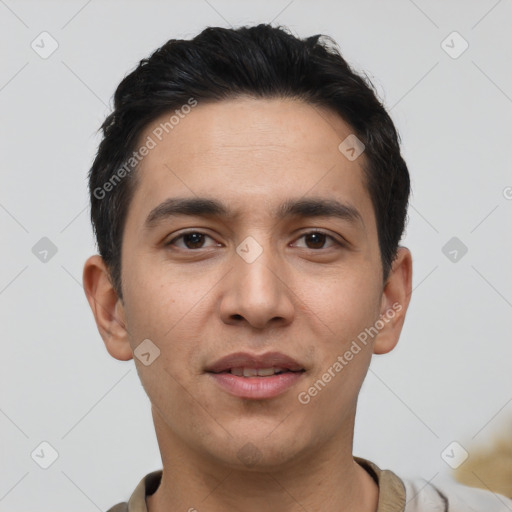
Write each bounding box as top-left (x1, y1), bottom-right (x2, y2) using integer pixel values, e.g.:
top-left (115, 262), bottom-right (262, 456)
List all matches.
top-left (84, 97), bottom-right (411, 471)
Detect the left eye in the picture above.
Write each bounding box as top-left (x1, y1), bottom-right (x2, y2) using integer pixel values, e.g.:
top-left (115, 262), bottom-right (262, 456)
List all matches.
top-left (293, 231), bottom-right (340, 250)
top-left (166, 231), bottom-right (341, 250)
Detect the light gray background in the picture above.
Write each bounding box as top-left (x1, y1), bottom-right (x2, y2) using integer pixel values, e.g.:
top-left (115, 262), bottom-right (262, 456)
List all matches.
top-left (1, 0), bottom-right (511, 510)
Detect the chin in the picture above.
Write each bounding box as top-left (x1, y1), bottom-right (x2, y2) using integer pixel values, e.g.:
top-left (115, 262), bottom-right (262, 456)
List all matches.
top-left (204, 430), bottom-right (311, 472)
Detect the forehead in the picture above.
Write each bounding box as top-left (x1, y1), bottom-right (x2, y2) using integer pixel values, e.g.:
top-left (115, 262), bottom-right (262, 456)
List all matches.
top-left (125, 97), bottom-right (375, 233)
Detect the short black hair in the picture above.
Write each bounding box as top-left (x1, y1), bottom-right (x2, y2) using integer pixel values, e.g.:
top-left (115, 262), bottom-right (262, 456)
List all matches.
top-left (88, 23), bottom-right (410, 301)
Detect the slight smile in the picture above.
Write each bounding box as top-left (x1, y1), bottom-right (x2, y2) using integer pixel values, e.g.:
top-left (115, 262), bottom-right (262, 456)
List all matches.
top-left (206, 351), bottom-right (307, 399)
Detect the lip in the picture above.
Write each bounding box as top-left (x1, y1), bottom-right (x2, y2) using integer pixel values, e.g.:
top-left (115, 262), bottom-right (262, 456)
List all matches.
top-left (205, 351), bottom-right (306, 400)
top-left (205, 351), bottom-right (304, 373)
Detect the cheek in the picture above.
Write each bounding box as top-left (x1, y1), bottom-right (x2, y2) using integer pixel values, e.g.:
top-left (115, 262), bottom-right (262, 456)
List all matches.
top-left (122, 265), bottom-right (211, 381)
top-left (135, 359), bottom-right (211, 444)
top-left (301, 270), bottom-right (381, 345)
top-left (122, 258), bottom-right (198, 336)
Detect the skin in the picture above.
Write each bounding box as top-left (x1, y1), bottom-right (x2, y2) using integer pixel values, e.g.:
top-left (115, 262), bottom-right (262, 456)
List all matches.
top-left (83, 97), bottom-right (412, 512)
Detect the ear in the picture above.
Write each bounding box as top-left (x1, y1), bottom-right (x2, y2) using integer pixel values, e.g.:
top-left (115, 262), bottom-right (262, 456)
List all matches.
top-left (82, 255), bottom-right (133, 361)
top-left (372, 247), bottom-right (413, 355)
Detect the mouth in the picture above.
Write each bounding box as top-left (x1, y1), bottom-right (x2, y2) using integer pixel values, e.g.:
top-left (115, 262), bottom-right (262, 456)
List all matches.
top-left (205, 352), bottom-right (306, 399)
top-left (213, 367), bottom-right (304, 377)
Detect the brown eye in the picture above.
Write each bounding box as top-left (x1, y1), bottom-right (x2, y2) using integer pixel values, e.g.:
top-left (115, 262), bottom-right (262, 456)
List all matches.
top-left (182, 232), bottom-right (206, 249)
top-left (295, 231), bottom-right (341, 250)
top-left (305, 233), bottom-right (327, 249)
top-left (166, 231), bottom-right (219, 250)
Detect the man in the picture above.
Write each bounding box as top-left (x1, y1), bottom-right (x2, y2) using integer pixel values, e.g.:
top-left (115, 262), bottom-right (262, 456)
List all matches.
top-left (82, 24), bottom-right (512, 511)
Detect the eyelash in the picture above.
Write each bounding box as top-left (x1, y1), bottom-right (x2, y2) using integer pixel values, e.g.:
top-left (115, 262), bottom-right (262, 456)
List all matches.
top-left (165, 230), bottom-right (345, 250)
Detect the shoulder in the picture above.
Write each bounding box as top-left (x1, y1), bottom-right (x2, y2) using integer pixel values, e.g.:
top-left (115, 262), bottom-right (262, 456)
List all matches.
top-left (105, 503), bottom-right (128, 512)
top-left (356, 457), bottom-right (512, 512)
top-left (105, 470), bottom-right (163, 512)
top-left (402, 476), bottom-right (512, 512)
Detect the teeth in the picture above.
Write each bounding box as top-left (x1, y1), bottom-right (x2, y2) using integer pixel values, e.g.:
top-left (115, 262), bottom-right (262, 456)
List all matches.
top-left (256, 367), bottom-right (276, 376)
top-left (229, 367), bottom-right (287, 377)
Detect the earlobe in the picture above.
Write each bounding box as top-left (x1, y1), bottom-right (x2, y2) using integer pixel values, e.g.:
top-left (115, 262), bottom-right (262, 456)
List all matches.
top-left (82, 255), bottom-right (133, 361)
top-left (372, 247), bottom-right (413, 355)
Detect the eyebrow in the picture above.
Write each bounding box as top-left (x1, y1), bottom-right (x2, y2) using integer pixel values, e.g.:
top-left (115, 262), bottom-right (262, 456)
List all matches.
top-left (144, 196), bottom-right (364, 230)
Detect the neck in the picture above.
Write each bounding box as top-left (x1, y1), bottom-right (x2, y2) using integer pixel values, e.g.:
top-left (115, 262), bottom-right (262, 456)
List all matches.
top-left (146, 409), bottom-right (379, 512)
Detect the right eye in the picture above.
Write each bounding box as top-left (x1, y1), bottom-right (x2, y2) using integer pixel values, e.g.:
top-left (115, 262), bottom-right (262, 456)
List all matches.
top-left (165, 231), bottom-right (221, 250)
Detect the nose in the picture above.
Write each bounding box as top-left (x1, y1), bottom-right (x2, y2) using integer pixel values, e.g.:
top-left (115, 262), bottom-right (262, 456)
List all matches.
top-left (218, 239), bottom-right (295, 330)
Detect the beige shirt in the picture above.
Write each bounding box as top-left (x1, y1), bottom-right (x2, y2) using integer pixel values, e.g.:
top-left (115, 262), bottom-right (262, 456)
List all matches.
top-left (106, 457), bottom-right (512, 512)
